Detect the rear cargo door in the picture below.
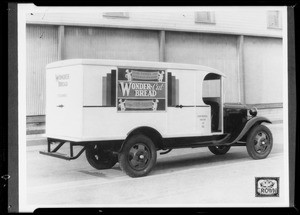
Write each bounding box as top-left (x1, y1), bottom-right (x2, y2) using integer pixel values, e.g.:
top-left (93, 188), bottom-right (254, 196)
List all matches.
top-left (46, 65), bottom-right (83, 138)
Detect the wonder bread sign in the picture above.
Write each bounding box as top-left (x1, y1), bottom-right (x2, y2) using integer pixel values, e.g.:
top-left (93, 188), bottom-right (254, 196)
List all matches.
top-left (117, 68), bottom-right (166, 111)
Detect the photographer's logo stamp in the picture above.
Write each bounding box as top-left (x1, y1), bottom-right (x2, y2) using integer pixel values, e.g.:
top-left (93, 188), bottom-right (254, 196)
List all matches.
top-left (255, 177), bottom-right (279, 197)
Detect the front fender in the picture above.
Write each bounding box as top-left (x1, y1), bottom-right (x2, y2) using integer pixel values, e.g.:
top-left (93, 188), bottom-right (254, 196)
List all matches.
top-left (228, 116), bottom-right (272, 144)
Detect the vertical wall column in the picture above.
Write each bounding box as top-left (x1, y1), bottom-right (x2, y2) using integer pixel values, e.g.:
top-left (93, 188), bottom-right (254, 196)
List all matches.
top-left (58, 25), bottom-right (65, 60)
top-left (237, 35), bottom-right (245, 104)
top-left (159, 30), bottom-right (166, 62)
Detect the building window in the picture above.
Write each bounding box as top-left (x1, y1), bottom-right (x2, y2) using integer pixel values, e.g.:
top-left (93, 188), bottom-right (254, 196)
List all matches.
top-left (267, 11), bottom-right (282, 29)
top-left (103, 12), bottom-right (129, 19)
top-left (195, 11), bottom-right (215, 24)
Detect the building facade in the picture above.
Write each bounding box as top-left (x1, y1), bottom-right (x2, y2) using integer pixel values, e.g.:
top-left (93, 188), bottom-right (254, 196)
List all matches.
top-left (26, 8), bottom-right (284, 125)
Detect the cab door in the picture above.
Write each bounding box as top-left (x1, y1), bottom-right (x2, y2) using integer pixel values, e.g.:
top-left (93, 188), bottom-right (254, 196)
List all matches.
top-left (201, 73), bottom-right (224, 134)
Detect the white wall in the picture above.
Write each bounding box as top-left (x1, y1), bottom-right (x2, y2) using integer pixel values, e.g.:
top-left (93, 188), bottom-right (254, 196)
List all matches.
top-left (26, 7), bottom-right (283, 38)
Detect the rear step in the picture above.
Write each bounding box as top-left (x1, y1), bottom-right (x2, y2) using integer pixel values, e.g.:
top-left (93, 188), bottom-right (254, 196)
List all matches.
top-left (39, 140), bottom-right (86, 160)
top-left (39, 151), bottom-right (85, 160)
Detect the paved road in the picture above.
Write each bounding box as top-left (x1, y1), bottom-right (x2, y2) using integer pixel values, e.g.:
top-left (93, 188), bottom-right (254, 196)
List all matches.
top-left (26, 124), bottom-right (288, 209)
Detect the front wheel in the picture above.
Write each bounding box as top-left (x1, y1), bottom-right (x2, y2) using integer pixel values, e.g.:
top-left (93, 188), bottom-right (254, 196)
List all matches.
top-left (118, 134), bottom-right (157, 178)
top-left (246, 124), bottom-right (273, 159)
top-left (208, 145), bottom-right (231, 155)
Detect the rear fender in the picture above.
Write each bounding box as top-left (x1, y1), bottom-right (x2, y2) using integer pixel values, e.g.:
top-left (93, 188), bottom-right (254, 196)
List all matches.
top-left (228, 116), bottom-right (272, 144)
top-left (119, 126), bottom-right (164, 152)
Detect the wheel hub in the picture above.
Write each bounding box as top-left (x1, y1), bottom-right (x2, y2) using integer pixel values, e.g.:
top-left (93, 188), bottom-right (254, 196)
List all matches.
top-left (254, 132), bottom-right (269, 153)
top-left (136, 150), bottom-right (147, 161)
top-left (128, 143), bottom-right (150, 170)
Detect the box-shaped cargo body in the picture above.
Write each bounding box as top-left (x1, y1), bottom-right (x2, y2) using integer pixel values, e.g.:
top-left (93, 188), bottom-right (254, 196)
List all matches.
top-left (46, 59), bottom-right (225, 142)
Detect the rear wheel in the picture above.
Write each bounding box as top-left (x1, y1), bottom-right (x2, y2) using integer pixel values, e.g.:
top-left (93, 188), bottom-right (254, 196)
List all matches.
top-left (119, 134), bottom-right (157, 177)
top-left (208, 145), bottom-right (231, 155)
top-left (246, 124), bottom-right (273, 159)
top-left (85, 144), bottom-right (118, 170)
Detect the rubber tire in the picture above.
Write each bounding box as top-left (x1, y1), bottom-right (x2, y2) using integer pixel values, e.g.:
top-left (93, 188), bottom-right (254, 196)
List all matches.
top-left (85, 144), bottom-right (118, 170)
top-left (208, 145), bottom-right (231, 155)
top-left (118, 134), bottom-right (157, 178)
top-left (246, 124), bottom-right (273, 159)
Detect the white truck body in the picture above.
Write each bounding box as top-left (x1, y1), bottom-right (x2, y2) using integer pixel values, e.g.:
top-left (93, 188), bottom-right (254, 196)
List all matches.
top-left (46, 59), bottom-right (225, 142)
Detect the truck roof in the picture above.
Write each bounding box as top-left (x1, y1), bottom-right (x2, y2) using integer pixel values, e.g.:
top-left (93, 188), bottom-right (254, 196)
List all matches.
top-left (47, 59), bottom-right (225, 77)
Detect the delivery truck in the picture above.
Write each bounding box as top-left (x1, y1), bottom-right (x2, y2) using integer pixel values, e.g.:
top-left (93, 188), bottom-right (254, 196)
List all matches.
top-left (40, 59), bottom-right (273, 177)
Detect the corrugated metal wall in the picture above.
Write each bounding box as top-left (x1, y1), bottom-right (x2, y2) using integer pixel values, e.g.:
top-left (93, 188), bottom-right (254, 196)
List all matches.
top-left (244, 36), bottom-right (283, 104)
top-left (26, 25), bottom-right (58, 115)
top-left (26, 24), bottom-right (283, 116)
top-left (165, 31), bottom-right (239, 103)
top-left (64, 26), bottom-right (160, 61)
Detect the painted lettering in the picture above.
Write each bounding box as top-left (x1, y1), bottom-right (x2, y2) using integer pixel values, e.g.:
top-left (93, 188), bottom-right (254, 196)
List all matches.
top-left (119, 82), bottom-right (132, 96)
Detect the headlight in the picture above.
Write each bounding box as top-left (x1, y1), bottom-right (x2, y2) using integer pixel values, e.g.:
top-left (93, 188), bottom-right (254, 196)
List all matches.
top-left (249, 107), bottom-right (258, 117)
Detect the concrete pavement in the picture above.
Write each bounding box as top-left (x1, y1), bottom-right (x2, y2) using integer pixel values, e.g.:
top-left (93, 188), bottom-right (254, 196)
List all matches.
top-left (23, 122), bottom-right (288, 210)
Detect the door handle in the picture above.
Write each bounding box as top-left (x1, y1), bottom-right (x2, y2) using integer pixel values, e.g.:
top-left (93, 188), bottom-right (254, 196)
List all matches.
top-left (175, 105), bottom-right (183, 108)
top-left (57, 104), bottom-right (64, 108)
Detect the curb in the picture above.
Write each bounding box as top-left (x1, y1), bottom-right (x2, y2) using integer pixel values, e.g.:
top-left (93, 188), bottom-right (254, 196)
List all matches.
top-left (27, 138), bottom-right (47, 146)
top-left (27, 129), bottom-right (45, 135)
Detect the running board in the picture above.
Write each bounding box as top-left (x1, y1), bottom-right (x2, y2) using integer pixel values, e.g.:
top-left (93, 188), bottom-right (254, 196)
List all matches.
top-left (189, 133), bottom-right (232, 147)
